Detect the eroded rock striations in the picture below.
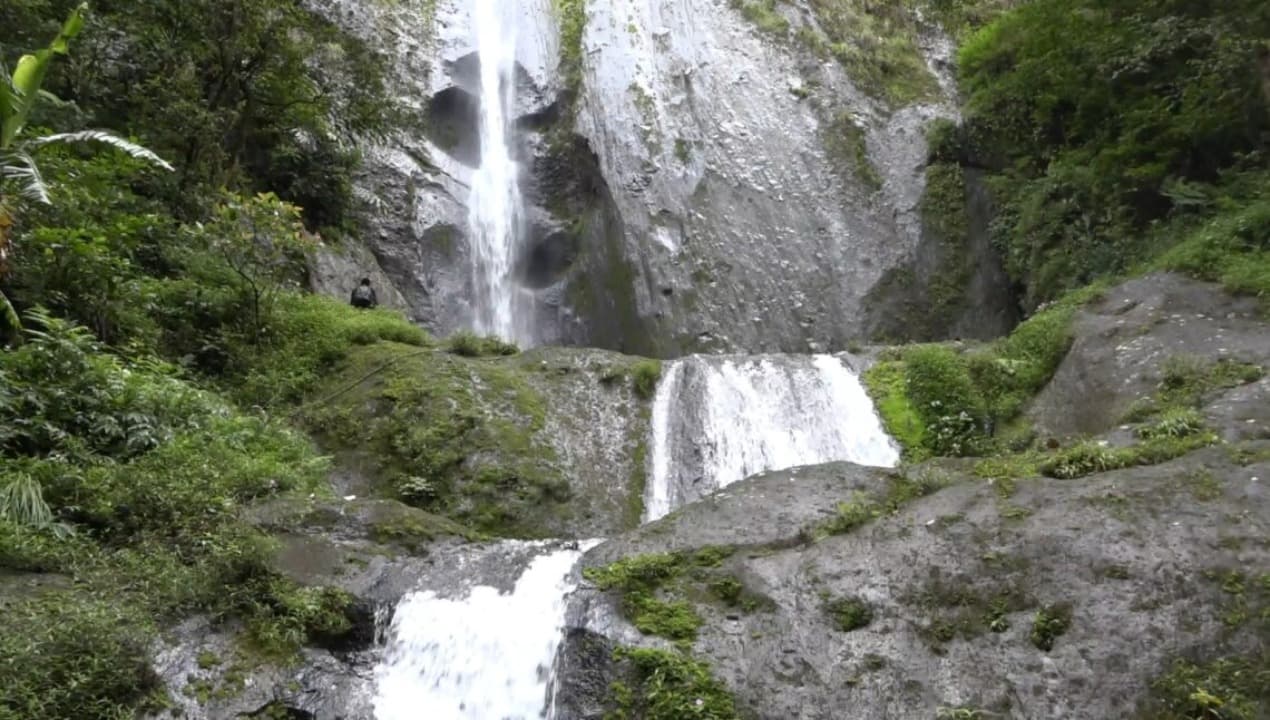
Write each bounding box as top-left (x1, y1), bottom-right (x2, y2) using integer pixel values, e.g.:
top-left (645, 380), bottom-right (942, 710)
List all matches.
top-left (305, 0), bottom-right (1015, 353)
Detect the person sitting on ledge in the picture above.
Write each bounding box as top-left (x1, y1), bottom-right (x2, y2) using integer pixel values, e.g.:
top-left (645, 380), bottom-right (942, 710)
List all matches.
top-left (350, 277), bottom-right (378, 309)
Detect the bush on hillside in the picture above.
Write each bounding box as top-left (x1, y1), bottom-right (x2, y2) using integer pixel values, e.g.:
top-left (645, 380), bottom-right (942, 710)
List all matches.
top-left (954, 0), bottom-right (1269, 307)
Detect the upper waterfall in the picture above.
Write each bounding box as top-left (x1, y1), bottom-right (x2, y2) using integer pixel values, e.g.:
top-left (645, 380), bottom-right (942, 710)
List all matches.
top-left (645, 354), bottom-right (899, 521)
top-left (467, 0), bottom-right (531, 344)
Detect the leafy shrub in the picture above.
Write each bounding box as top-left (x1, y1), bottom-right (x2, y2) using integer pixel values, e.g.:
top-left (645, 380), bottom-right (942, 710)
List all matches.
top-left (0, 595), bottom-right (161, 719)
top-left (1144, 654), bottom-right (1270, 720)
top-left (229, 292), bottom-right (429, 407)
top-left (445, 331), bottom-right (519, 358)
top-left (0, 311), bottom-right (222, 461)
top-left (904, 345), bottom-right (986, 456)
top-left (956, 0), bottom-right (1269, 306)
top-left (1155, 191), bottom-right (1270, 302)
top-left (1137, 408), bottom-right (1206, 440)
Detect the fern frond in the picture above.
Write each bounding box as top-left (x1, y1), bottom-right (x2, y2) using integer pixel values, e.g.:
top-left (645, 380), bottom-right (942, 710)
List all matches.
top-left (1, 151), bottom-right (51, 203)
top-left (33, 129), bottom-right (175, 171)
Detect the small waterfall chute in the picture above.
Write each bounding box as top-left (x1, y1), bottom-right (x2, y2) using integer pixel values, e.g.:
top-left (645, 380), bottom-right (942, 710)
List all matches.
top-left (644, 354), bottom-right (899, 521)
top-left (372, 542), bottom-right (595, 720)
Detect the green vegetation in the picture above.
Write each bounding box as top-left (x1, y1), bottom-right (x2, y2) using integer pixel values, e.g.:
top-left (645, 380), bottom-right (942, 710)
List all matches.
top-left (1029, 603), bottom-right (1072, 651)
top-left (586, 553), bottom-right (704, 642)
top-left (911, 575), bottom-right (1030, 650)
top-left (674, 138), bottom-right (691, 164)
top-left (0, 314), bottom-right (364, 717)
top-left (552, 0), bottom-right (588, 104)
top-left (863, 284), bottom-right (1105, 459)
top-left (446, 331), bottom-right (519, 358)
top-left (301, 343), bottom-right (569, 536)
top-left (952, 0), bottom-right (1269, 309)
top-left (585, 547), bottom-right (771, 643)
top-left (1203, 570), bottom-right (1270, 632)
top-left (862, 360), bottom-right (926, 458)
top-left (825, 596), bottom-right (873, 632)
top-left (824, 114), bottom-right (882, 191)
top-left (1034, 355), bottom-right (1263, 478)
top-left (631, 359), bottom-right (662, 399)
top-left (811, 470), bottom-right (948, 538)
top-left (607, 646), bottom-right (740, 720)
top-left (1141, 654), bottom-right (1270, 720)
top-left (0, 7), bottom-right (420, 716)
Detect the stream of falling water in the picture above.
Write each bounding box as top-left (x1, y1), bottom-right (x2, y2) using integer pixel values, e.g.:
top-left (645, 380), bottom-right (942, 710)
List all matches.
top-left (467, 0), bottom-right (529, 344)
top-left (645, 354), bottom-right (900, 521)
top-left (372, 543), bottom-right (593, 720)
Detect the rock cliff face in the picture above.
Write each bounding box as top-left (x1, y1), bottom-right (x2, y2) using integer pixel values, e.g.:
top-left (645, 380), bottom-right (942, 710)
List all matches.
top-left (305, 0), bottom-right (1016, 353)
top-left (553, 273), bottom-right (1270, 719)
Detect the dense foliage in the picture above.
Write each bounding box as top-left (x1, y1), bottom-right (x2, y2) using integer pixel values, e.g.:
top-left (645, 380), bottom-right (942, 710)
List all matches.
top-left (0, 6), bottom-right (419, 718)
top-left (951, 0), bottom-right (1269, 308)
top-left (1, 0), bottom-right (394, 234)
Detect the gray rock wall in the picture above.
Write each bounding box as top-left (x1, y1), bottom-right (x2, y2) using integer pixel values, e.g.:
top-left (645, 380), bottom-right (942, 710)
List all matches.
top-left (308, 0), bottom-right (1015, 352)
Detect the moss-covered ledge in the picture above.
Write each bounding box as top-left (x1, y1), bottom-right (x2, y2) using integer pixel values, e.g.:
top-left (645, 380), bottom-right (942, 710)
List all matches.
top-left (298, 340), bottom-right (657, 539)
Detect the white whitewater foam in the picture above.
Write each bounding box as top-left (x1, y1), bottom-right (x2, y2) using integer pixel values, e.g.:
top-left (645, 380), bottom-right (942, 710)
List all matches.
top-left (373, 542), bottom-right (595, 720)
top-left (644, 354), bottom-right (899, 521)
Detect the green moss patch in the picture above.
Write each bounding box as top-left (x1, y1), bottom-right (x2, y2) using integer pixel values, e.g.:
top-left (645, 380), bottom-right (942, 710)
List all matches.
top-left (301, 342), bottom-right (569, 537)
top-left (826, 595), bottom-right (874, 632)
top-left (585, 547), bottom-right (771, 644)
top-left (607, 646), bottom-right (740, 720)
top-left (809, 470), bottom-right (950, 539)
top-left (445, 331), bottom-right (519, 358)
top-left (863, 361), bottom-right (927, 459)
top-left (910, 575), bottom-right (1032, 651)
top-left (825, 114), bottom-right (882, 191)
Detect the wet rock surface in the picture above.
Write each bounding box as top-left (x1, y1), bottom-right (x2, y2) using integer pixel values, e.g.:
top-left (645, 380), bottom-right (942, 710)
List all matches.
top-left (305, 0), bottom-right (1015, 353)
top-left (554, 275), bottom-right (1270, 719)
top-left (1029, 272), bottom-right (1268, 439)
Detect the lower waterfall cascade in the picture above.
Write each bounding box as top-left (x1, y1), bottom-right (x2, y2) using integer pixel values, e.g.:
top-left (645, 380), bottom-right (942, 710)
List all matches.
top-left (370, 352), bottom-right (899, 719)
top-left (372, 542), bottom-right (596, 720)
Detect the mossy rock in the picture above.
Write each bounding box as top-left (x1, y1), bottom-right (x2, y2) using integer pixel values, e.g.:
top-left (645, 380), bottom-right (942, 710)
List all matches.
top-left (300, 342), bottom-right (655, 539)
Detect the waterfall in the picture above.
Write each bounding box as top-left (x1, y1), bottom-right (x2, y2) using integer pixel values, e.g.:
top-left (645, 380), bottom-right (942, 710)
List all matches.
top-left (644, 354), bottom-right (900, 522)
top-left (467, 0), bottom-right (530, 344)
top-left (372, 542), bottom-right (593, 720)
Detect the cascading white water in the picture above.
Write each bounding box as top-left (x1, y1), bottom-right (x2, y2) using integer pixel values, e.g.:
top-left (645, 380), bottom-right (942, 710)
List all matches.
top-left (467, 0), bottom-right (529, 343)
top-left (373, 543), bottom-right (592, 720)
top-left (644, 354), bottom-right (900, 522)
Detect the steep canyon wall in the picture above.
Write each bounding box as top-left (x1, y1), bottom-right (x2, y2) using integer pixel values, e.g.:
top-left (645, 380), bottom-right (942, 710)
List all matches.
top-left (307, 0), bottom-right (1016, 353)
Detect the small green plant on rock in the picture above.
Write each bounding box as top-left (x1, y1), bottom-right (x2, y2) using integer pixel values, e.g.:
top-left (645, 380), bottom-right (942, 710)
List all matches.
top-left (813, 471), bottom-right (949, 538)
top-left (630, 359), bottom-right (662, 399)
top-left (445, 331), bottom-right (519, 357)
top-left (1029, 603), bottom-right (1072, 651)
top-left (826, 596), bottom-right (873, 632)
top-left (607, 646), bottom-right (739, 720)
top-left (584, 547), bottom-right (762, 643)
